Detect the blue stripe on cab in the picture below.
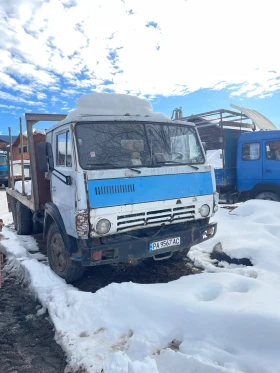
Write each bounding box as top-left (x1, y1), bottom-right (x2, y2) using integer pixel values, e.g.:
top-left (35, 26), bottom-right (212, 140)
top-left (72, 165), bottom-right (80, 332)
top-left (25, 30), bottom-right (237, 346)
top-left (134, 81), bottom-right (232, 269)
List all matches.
top-left (87, 172), bottom-right (213, 208)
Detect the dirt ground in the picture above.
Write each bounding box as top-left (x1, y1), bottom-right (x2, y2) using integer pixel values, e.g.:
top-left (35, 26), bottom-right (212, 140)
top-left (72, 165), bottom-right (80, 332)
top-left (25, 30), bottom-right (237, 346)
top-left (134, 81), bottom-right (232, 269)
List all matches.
top-left (0, 209), bottom-right (201, 373)
top-left (0, 259), bottom-right (67, 373)
top-left (75, 255), bottom-right (201, 292)
top-left (0, 238), bottom-right (200, 373)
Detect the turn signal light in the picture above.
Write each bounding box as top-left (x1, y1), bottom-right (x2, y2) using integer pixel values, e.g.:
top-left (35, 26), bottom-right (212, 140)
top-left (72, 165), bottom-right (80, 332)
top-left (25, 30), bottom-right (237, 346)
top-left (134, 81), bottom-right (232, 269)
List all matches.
top-left (92, 251), bottom-right (102, 260)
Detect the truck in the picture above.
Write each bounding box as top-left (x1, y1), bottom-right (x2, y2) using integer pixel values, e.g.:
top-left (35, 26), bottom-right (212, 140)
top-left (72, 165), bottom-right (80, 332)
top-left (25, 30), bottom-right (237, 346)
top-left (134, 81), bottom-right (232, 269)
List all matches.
top-left (0, 151), bottom-right (8, 187)
top-left (172, 105), bottom-right (280, 203)
top-left (6, 93), bottom-right (218, 282)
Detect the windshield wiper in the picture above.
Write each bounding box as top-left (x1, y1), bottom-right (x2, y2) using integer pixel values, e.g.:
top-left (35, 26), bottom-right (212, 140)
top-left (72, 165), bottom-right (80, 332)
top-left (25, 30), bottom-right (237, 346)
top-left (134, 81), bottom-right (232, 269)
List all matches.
top-left (154, 161), bottom-right (199, 170)
top-left (86, 163), bottom-right (141, 174)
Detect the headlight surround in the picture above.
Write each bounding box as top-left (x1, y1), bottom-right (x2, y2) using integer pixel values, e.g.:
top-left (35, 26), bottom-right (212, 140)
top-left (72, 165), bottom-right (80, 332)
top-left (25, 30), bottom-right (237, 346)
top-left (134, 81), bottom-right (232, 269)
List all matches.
top-left (199, 204), bottom-right (210, 217)
top-left (96, 219), bottom-right (111, 235)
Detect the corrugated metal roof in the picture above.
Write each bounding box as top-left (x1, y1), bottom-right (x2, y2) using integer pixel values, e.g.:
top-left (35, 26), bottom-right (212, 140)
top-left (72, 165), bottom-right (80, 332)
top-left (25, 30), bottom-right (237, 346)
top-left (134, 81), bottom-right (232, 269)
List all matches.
top-left (0, 135), bottom-right (18, 144)
top-left (230, 104), bottom-right (277, 131)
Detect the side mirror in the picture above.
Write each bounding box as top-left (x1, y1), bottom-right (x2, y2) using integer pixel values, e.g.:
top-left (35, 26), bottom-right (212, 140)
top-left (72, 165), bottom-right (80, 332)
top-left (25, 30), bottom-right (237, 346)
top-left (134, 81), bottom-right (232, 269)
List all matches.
top-left (37, 142), bottom-right (54, 172)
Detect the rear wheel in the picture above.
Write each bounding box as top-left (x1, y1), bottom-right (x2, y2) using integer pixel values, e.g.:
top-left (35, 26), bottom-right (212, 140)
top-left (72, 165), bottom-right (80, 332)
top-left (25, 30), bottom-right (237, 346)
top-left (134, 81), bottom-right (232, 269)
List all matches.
top-left (16, 201), bottom-right (32, 235)
top-left (47, 222), bottom-right (85, 283)
top-left (255, 191), bottom-right (280, 202)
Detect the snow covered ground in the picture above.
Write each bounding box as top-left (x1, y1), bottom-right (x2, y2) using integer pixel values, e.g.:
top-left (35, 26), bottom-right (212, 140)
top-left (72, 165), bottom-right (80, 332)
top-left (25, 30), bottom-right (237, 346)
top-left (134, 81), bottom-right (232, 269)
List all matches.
top-left (1, 190), bottom-right (280, 373)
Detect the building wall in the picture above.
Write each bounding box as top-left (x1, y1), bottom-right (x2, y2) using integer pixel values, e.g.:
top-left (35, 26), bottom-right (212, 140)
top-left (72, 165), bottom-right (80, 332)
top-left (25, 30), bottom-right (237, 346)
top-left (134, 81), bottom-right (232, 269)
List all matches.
top-left (11, 136), bottom-right (29, 161)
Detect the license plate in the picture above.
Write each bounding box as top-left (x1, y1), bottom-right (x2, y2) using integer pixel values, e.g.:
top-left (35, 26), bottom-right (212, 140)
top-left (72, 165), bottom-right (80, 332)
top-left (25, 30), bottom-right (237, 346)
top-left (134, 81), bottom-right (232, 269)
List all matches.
top-left (149, 237), bottom-right (181, 251)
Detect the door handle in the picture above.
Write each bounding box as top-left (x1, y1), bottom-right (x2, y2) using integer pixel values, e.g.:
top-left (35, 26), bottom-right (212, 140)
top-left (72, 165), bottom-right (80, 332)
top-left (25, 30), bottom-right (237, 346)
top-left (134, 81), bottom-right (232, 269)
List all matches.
top-left (51, 186), bottom-right (56, 191)
top-left (264, 169), bottom-right (272, 173)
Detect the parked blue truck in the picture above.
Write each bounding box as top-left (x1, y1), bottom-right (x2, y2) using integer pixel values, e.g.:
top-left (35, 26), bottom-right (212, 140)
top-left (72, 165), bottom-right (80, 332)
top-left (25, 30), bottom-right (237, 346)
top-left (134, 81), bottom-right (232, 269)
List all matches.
top-left (0, 151), bottom-right (8, 187)
top-left (173, 106), bottom-right (280, 203)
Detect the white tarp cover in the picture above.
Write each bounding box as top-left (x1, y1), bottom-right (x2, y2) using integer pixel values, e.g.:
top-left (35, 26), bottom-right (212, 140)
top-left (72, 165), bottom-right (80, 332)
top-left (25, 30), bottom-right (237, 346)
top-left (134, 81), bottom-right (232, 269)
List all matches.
top-left (230, 103), bottom-right (277, 130)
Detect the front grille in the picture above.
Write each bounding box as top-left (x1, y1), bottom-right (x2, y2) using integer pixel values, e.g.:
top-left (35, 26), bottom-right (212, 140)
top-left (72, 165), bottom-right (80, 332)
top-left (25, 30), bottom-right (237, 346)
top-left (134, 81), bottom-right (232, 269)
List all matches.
top-left (117, 204), bottom-right (195, 232)
top-left (95, 183), bottom-right (135, 195)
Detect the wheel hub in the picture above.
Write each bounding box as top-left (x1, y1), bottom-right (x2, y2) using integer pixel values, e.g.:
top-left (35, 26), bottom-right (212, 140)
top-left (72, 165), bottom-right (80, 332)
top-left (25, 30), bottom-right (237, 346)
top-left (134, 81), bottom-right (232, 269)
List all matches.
top-left (50, 233), bottom-right (68, 272)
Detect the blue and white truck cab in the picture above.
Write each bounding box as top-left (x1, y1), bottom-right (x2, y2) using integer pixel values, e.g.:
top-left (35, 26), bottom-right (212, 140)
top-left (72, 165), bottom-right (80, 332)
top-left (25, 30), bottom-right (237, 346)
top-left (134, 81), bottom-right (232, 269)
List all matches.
top-left (7, 93), bottom-right (218, 282)
top-left (236, 130), bottom-right (280, 201)
top-left (176, 107), bottom-right (280, 203)
top-left (0, 151), bottom-right (8, 187)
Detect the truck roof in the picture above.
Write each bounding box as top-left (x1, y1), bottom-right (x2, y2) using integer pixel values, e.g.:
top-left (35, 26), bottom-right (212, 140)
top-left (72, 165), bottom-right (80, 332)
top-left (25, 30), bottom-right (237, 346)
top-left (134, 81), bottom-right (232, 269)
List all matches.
top-left (240, 130), bottom-right (280, 141)
top-left (46, 93), bottom-right (195, 132)
top-left (48, 115), bottom-right (195, 132)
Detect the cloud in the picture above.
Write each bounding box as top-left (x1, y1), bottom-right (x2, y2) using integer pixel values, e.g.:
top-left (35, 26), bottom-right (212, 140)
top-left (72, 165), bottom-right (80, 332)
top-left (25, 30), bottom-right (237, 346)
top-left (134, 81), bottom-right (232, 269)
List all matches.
top-left (0, 90), bottom-right (45, 106)
top-left (0, 0), bottom-right (279, 108)
top-left (37, 92), bottom-right (47, 100)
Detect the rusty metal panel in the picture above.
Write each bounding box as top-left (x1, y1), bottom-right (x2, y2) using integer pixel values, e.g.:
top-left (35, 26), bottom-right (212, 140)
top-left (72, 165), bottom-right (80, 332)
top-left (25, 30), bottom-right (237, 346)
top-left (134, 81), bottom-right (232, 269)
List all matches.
top-left (33, 133), bottom-right (51, 207)
top-left (25, 113), bottom-right (66, 211)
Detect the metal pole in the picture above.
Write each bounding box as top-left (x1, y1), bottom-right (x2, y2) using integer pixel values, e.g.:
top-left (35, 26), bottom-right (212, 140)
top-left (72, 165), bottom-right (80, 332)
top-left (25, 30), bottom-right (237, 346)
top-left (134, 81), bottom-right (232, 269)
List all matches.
top-left (8, 127), bottom-right (14, 189)
top-left (20, 118), bottom-right (25, 195)
top-left (7, 147), bottom-right (11, 188)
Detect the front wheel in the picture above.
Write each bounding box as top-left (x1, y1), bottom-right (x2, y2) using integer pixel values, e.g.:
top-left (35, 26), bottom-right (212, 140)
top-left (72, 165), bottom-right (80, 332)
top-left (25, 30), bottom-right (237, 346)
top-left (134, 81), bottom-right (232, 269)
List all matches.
top-left (47, 222), bottom-right (85, 283)
top-left (255, 191), bottom-right (280, 202)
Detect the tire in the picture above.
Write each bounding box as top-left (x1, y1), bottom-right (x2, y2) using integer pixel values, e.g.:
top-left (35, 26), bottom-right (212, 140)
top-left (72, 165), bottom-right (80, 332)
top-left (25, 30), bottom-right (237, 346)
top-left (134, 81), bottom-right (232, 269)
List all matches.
top-left (255, 191), bottom-right (280, 202)
top-left (16, 201), bottom-right (32, 235)
top-left (47, 222), bottom-right (85, 283)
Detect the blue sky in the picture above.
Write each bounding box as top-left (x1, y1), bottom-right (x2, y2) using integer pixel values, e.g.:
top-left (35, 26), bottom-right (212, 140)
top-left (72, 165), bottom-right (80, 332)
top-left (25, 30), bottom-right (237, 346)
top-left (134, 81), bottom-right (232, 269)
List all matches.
top-left (0, 0), bottom-right (279, 135)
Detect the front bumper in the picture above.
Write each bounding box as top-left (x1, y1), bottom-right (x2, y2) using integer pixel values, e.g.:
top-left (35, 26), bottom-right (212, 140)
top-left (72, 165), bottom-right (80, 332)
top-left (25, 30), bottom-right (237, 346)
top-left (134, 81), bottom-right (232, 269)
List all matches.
top-left (75, 220), bottom-right (217, 266)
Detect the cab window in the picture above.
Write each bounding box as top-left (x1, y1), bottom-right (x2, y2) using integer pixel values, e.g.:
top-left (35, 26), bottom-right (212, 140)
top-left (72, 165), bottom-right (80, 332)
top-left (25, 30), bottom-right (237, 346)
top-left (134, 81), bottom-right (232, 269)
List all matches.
top-left (56, 130), bottom-right (72, 167)
top-left (242, 143), bottom-right (260, 160)
top-left (266, 141), bottom-right (280, 160)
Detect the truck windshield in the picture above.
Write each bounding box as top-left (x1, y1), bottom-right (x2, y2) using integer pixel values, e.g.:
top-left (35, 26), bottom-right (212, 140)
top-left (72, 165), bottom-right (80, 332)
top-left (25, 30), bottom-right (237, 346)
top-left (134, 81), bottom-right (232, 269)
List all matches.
top-left (75, 121), bottom-right (204, 170)
top-left (0, 155), bottom-right (7, 166)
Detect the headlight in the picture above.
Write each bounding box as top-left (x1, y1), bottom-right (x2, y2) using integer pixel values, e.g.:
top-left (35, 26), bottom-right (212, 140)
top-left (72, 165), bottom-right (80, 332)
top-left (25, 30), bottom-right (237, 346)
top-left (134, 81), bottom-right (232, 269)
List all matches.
top-left (199, 204), bottom-right (210, 217)
top-left (96, 219), bottom-right (111, 235)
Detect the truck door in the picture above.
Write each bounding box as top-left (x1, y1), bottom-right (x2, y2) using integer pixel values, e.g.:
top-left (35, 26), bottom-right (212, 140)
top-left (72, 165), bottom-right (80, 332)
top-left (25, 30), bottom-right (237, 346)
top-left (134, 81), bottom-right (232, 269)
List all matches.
top-left (237, 141), bottom-right (262, 191)
top-left (262, 139), bottom-right (280, 184)
top-left (51, 128), bottom-right (77, 237)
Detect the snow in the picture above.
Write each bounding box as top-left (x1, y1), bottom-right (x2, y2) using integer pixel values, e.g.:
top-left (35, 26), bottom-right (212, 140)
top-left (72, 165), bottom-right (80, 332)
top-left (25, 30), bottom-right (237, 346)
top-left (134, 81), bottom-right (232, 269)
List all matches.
top-left (190, 200), bottom-right (280, 278)
top-left (23, 129), bottom-right (46, 137)
top-left (0, 190), bottom-right (13, 225)
top-left (206, 149), bottom-right (223, 168)
top-left (1, 191), bottom-right (280, 373)
top-left (64, 92), bottom-right (170, 121)
top-left (14, 180), bottom-right (32, 196)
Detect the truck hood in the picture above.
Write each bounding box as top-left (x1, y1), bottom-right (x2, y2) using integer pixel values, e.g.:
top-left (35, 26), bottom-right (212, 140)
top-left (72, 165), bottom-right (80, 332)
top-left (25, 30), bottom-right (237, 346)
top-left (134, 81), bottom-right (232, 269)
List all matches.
top-left (87, 172), bottom-right (214, 209)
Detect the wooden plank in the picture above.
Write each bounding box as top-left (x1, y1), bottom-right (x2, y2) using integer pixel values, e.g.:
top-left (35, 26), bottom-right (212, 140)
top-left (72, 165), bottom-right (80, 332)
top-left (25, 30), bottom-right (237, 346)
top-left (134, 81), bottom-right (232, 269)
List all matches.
top-left (6, 188), bottom-right (35, 211)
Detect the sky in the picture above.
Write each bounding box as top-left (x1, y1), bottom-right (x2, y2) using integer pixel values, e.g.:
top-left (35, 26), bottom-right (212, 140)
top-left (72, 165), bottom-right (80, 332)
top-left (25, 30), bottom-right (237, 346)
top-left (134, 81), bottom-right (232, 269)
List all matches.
top-left (0, 0), bottom-right (280, 134)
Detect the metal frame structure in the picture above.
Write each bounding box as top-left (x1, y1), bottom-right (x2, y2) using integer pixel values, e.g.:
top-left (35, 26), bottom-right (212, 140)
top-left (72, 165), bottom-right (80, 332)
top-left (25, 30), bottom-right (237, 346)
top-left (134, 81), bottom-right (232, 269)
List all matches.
top-left (180, 109), bottom-right (255, 130)
top-left (25, 113), bottom-right (67, 211)
top-left (7, 114), bottom-right (67, 213)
